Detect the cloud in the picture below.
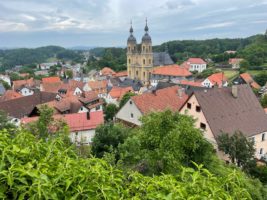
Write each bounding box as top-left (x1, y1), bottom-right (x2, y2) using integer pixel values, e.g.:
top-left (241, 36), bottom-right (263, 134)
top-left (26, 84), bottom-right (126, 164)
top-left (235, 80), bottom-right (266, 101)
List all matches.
top-left (193, 22), bottom-right (235, 30)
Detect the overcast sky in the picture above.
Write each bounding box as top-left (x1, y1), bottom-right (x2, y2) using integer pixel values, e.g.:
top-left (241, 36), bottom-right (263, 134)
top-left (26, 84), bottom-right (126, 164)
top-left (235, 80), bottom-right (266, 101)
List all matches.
top-left (0, 0), bottom-right (267, 48)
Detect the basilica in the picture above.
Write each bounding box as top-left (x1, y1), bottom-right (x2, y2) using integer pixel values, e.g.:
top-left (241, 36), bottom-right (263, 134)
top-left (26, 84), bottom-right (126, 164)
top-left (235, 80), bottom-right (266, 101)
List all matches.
top-left (127, 20), bottom-right (174, 84)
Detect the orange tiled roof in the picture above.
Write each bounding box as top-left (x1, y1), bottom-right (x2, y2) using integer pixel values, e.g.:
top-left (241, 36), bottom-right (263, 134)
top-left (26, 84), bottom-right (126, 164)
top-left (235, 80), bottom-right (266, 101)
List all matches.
top-left (115, 71), bottom-right (128, 77)
top-left (101, 67), bottom-right (116, 76)
top-left (21, 111), bottom-right (104, 132)
top-left (0, 90), bottom-right (22, 102)
top-left (109, 86), bottom-right (133, 100)
top-left (180, 80), bottom-right (203, 87)
top-left (250, 81), bottom-right (261, 90)
top-left (264, 108), bottom-right (267, 114)
top-left (240, 73), bottom-right (253, 83)
top-left (207, 72), bottom-right (228, 86)
top-left (42, 76), bottom-right (61, 84)
top-left (131, 86), bottom-right (188, 114)
top-left (187, 58), bottom-right (206, 64)
top-left (13, 78), bottom-right (34, 90)
top-left (152, 64), bottom-right (192, 77)
top-left (88, 80), bottom-right (107, 90)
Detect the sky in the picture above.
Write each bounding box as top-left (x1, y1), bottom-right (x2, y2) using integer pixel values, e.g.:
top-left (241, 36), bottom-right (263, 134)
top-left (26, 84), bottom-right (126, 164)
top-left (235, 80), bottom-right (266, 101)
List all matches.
top-left (0, 0), bottom-right (267, 48)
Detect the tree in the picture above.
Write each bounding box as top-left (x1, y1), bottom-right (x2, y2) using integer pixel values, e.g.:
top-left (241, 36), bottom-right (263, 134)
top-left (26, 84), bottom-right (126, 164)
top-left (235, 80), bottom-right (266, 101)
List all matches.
top-left (119, 92), bottom-right (136, 108)
top-left (103, 103), bottom-right (118, 121)
top-left (0, 80), bottom-right (11, 90)
top-left (91, 123), bottom-right (130, 160)
top-left (119, 110), bottom-right (214, 175)
top-left (0, 110), bottom-right (16, 131)
top-left (260, 94), bottom-right (267, 108)
top-left (65, 70), bottom-right (73, 79)
top-left (254, 72), bottom-right (267, 86)
top-left (217, 131), bottom-right (255, 169)
top-left (239, 59), bottom-right (250, 73)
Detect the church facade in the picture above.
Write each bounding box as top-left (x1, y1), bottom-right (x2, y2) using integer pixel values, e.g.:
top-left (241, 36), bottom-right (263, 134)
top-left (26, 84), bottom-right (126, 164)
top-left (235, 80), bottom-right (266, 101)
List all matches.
top-left (127, 20), bottom-right (174, 84)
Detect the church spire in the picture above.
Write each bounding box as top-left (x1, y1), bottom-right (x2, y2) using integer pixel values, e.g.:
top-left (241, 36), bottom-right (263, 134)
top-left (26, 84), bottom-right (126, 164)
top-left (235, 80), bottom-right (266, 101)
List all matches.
top-left (129, 20), bottom-right (133, 34)
top-left (144, 18), bottom-right (149, 32)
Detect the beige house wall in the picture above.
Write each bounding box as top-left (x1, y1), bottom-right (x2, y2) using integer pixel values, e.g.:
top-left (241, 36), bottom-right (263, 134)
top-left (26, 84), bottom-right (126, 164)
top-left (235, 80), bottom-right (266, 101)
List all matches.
top-left (115, 99), bottom-right (143, 126)
top-left (250, 133), bottom-right (267, 159)
top-left (180, 94), bottom-right (217, 146)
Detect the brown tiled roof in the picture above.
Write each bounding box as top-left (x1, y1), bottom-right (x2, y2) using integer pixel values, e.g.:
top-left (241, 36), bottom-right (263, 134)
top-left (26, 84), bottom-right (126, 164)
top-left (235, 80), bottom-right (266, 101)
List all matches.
top-left (13, 78), bottom-right (35, 90)
top-left (187, 58), bottom-right (207, 64)
top-left (131, 86), bottom-right (188, 114)
top-left (101, 67), bottom-right (116, 76)
top-left (0, 90), bottom-right (22, 102)
top-left (109, 86), bottom-right (133, 100)
top-left (229, 58), bottom-right (243, 64)
top-left (42, 76), bottom-right (61, 83)
top-left (240, 73), bottom-right (260, 89)
top-left (114, 71), bottom-right (128, 77)
top-left (0, 92), bottom-right (57, 118)
top-left (42, 82), bottom-right (63, 93)
top-left (194, 85), bottom-right (267, 138)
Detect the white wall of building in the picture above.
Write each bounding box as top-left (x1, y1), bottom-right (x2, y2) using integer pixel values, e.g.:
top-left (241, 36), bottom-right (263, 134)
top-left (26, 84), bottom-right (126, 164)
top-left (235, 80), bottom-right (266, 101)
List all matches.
top-left (69, 129), bottom-right (96, 145)
top-left (189, 63), bottom-right (206, 73)
top-left (19, 87), bottom-right (34, 96)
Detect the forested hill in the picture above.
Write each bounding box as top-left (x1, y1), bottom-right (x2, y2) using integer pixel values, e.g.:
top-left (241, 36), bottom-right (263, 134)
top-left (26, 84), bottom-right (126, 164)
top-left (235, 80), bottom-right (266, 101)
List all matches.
top-left (0, 46), bottom-right (83, 70)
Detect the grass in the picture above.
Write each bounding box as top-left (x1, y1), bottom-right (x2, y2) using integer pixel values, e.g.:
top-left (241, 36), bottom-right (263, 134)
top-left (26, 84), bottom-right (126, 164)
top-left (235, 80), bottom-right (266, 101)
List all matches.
top-left (247, 70), bottom-right (264, 76)
top-left (221, 69), bottom-right (239, 80)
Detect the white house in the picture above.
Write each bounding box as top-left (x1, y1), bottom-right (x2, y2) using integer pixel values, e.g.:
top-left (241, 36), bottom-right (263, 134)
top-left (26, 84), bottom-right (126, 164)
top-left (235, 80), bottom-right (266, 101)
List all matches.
top-left (181, 58), bottom-right (207, 73)
top-left (18, 87), bottom-right (34, 96)
top-left (201, 72), bottom-right (228, 88)
top-left (0, 74), bottom-right (11, 86)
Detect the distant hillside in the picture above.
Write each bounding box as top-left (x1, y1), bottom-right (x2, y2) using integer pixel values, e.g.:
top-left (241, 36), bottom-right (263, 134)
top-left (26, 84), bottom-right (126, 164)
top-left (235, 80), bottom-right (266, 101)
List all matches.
top-left (0, 46), bottom-right (84, 70)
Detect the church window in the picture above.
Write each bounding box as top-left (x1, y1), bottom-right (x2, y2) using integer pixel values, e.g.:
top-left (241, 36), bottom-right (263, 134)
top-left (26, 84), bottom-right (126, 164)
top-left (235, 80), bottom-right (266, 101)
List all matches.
top-left (128, 59), bottom-right (131, 64)
top-left (143, 72), bottom-right (145, 78)
top-left (143, 46), bottom-right (145, 51)
top-left (149, 59), bottom-right (151, 64)
top-left (143, 59), bottom-right (145, 65)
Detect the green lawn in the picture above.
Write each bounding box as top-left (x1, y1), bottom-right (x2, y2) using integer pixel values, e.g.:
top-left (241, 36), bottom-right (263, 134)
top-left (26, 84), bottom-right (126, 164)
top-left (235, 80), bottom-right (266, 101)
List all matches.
top-left (247, 70), bottom-right (264, 77)
top-left (222, 69), bottom-right (239, 80)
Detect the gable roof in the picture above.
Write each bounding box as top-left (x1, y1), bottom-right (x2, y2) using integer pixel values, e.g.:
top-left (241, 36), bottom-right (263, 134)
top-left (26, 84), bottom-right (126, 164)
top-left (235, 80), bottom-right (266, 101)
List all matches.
top-left (109, 86), bottom-right (133, 100)
top-left (229, 58), bottom-right (243, 64)
top-left (206, 72), bottom-right (228, 87)
top-left (0, 90), bottom-right (22, 102)
top-left (152, 64), bottom-right (192, 77)
top-left (153, 52), bottom-right (174, 66)
top-left (101, 67), bottom-right (116, 76)
top-left (88, 80), bottom-right (107, 90)
top-left (240, 73), bottom-right (260, 89)
top-left (0, 91), bottom-right (57, 118)
top-left (187, 58), bottom-right (207, 64)
top-left (42, 76), bottom-right (61, 84)
top-left (194, 85), bottom-right (267, 138)
top-left (13, 78), bottom-right (35, 90)
top-left (131, 86), bottom-right (188, 114)
top-left (22, 111), bottom-right (104, 132)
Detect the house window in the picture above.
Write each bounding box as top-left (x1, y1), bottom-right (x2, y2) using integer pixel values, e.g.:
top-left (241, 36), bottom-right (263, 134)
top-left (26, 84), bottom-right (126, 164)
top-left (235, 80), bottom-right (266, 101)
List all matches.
top-left (262, 133), bottom-right (265, 141)
top-left (200, 122), bottom-right (206, 130)
top-left (130, 113), bottom-right (134, 118)
top-left (187, 103), bottom-right (191, 109)
top-left (196, 106), bottom-right (201, 112)
top-left (80, 107), bottom-right (83, 111)
top-left (260, 148), bottom-right (263, 154)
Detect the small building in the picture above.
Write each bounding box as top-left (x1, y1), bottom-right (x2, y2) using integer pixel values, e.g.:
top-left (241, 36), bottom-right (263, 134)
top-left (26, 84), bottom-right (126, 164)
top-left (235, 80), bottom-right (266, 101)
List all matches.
top-left (116, 86), bottom-right (188, 126)
top-left (106, 86), bottom-right (133, 105)
top-left (150, 64), bottom-right (192, 87)
top-left (0, 90), bottom-right (22, 102)
top-left (0, 74), bottom-right (11, 86)
top-left (12, 78), bottom-right (38, 96)
top-left (181, 58), bottom-right (207, 73)
top-left (180, 85), bottom-right (267, 159)
top-left (229, 58), bottom-right (243, 69)
top-left (100, 67), bottom-right (116, 77)
top-left (22, 111), bottom-right (104, 145)
top-left (40, 62), bottom-right (58, 70)
top-left (233, 73), bottom-right (260, 90)
top-left (202, 72), bottom-right (228, 88)
top-left (83, 80), bottom-right (108, 98)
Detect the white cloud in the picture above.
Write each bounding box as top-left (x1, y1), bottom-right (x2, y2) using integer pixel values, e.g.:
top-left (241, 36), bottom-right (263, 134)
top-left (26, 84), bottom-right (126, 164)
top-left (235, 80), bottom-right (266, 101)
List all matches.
top-left (193, 22), bottom-right (235, 30)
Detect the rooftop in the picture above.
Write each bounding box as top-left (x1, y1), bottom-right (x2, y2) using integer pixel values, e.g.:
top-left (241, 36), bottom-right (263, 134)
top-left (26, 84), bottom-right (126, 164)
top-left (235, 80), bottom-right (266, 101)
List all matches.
top-left (152, 64), bottom-right (192, 77)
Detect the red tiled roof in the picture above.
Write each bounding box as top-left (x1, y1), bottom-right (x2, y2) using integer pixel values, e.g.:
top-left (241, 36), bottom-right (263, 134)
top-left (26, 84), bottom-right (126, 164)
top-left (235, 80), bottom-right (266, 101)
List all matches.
top-left (207, 72), bottom-right (228, 86)
top-left (229, 58), bottom-right (243, 64)
top-left (109, 86), bottom-right (133, 99)
top-left (0, 90), bottom-right (22, 102)
top-left (115, 71), bottom-right (128, 77)
top-left (101, 67), bottom-right (116, 76)
top-left (240, 73), bottom-right (253, 83)
top-left (42, 76), bottom-right (61, 84)
top-left (179, 80), bottom-right (203, 87)
top-left (13, 78), bottom-right (34, 90)
top-left (264, 108), bottom-right (267, 114)
top-left (21, 111), bottom-right (104, 132)
top-left (250, 81), bottom-right (261, 90)
top-left (187, 58), bottom-right (207, 64)
top-left (131, 86), bottom-right (188, 114)
top-left (152, 64), bottom-right (192, 77)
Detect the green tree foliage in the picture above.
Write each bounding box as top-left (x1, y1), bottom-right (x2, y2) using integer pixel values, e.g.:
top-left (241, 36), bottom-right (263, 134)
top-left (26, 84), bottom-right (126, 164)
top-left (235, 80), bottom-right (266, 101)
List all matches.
top-left (103, 103), bottom-right (118, 121)
top-left (0, 130), bottom-right (265, 199)
top-left (119, 92), bottom-right (136, 108)
top-left (249, 166), bottom-right (267, 184)
top-left (254, 71), bottom-right (267, 86)
top-left (9, 72), bottom-right (22, 81)
top-left (195, 68), bottom-right (220, 79)
top-left (217, 131), bottom-right (255, 169)
top-left (119, 110), bottom-right (214, 175)
top-left (0, 80), bottom-right (10, 90)
top-left (91, 123), bottom-right (130, 160)
top-left (65, 70), bottom-right (73, 79)
top-left (239, 59), bottom-right (250, 73)
top-left (260, 94), bottom-right (267, 108)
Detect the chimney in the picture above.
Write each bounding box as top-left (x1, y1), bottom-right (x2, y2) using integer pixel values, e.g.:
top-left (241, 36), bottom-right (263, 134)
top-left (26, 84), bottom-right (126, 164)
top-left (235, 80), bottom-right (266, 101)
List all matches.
top-left (232, 85), bottom-right (238, 98)
top-left (177, 88), bottom-right (183, 98)
top-left (86, 112), bottom-right (90, 120)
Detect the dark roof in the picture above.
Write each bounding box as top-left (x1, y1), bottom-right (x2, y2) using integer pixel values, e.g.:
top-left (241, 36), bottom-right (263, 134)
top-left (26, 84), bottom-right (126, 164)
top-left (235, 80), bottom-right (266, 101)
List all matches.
top-left (153, 52), bottom-right (174, 66)
top-left (142, 33), bottom-right (151, 43)
top-left (109, 77), bottom-right (143, 91)
top-left (194, 85), bottom-right (267, 138)
top-left (0, 91), bottom-right (57, 118)
top-left (156, 81), bottom-right (176, 90)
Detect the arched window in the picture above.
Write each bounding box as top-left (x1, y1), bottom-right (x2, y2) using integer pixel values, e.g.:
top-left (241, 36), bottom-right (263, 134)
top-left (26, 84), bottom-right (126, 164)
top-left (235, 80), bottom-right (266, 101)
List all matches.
top-left (143, 59), bottom-right (146, 65)
top-left (149, 59), bottom-right (151, 64)
top-left (128, 59), bottom-right (131, 64)
top-left (143, 46), bottom-right (145, 51)
top-left (128, 47), bottom-right (130, 51)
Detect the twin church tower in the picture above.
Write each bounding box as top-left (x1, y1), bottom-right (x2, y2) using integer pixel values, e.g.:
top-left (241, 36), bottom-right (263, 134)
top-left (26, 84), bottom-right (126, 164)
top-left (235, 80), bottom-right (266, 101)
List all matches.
top-left (127, 20), bottom-right (174, 84)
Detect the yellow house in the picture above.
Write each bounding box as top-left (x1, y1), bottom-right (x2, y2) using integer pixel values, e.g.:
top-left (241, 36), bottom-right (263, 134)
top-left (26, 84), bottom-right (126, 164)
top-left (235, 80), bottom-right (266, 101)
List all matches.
top-left (180, 85), bottom-right (267, 160)
top-left (127, 20), bottom-right (174, 85)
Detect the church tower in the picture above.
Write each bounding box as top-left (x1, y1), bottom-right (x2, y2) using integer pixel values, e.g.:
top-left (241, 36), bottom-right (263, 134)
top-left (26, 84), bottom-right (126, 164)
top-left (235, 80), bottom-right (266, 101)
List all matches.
top-left (127, 22), bottom-right (137, 79)
top-left (140, 19), bottom-right (153, 82)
